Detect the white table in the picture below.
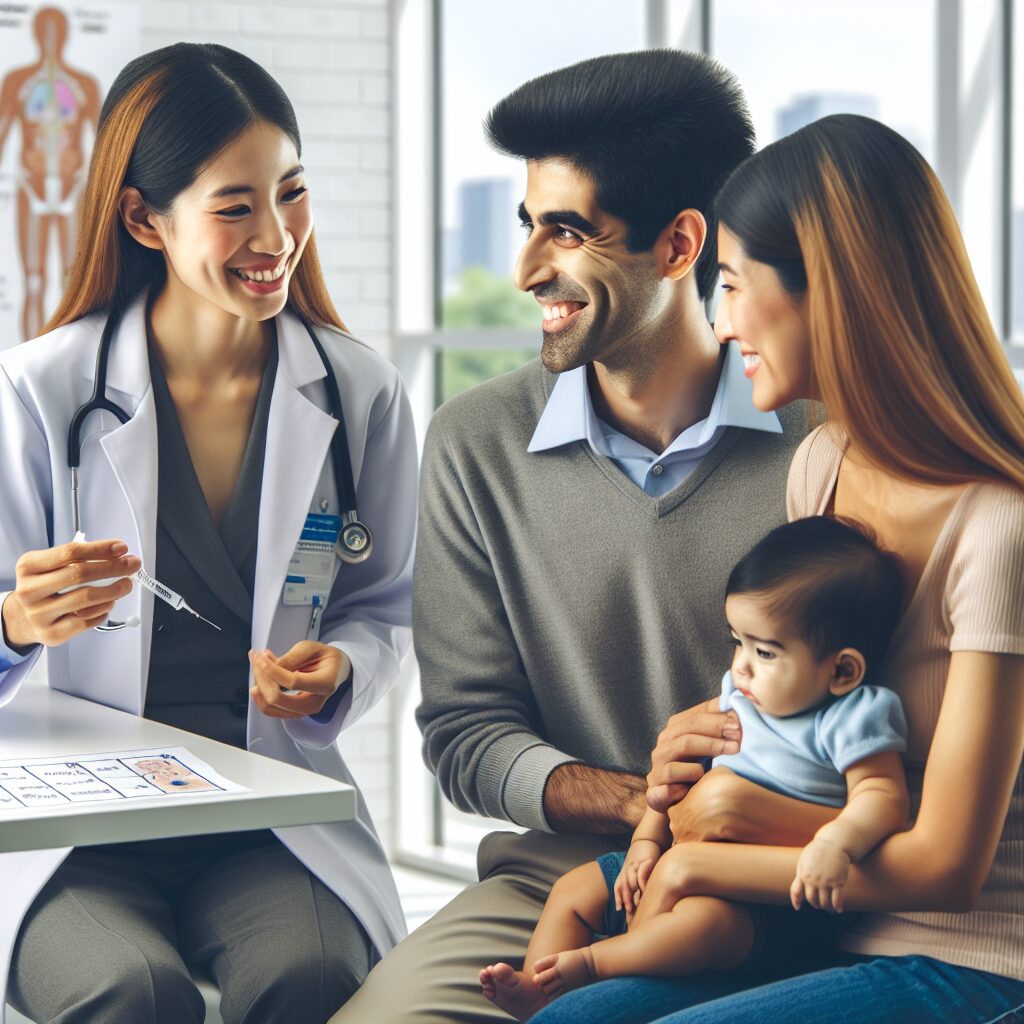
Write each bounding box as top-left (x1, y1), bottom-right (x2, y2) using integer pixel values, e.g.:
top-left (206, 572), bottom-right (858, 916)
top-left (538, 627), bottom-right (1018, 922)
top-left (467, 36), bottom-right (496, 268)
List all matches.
top-left (0, 682), bottom-right (355, 853)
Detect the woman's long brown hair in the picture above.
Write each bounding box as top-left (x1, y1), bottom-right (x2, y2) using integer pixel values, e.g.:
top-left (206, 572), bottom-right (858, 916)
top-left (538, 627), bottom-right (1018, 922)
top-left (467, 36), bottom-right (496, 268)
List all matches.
top-left (45, 43), bottom-right (344, 335)
top-left (716, 114), bottom-right (1024, 491)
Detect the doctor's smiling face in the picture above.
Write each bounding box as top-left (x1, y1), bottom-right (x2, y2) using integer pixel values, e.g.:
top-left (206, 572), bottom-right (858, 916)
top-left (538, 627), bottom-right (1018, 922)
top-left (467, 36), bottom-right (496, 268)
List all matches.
top-left (119, 119), bottom-right (313, 323)
top-left (515, 158), bottom-right (686, 375)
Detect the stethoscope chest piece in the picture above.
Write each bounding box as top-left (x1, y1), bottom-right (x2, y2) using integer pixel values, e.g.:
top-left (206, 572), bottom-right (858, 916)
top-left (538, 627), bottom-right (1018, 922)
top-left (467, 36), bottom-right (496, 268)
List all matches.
top-left (336, 516), bottom-right (372, 564)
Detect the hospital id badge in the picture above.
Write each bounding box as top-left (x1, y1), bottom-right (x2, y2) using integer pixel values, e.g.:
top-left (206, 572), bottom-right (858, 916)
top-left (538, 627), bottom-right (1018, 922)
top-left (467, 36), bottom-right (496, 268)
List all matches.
top-left (283, 513), bottom-right (341, 606)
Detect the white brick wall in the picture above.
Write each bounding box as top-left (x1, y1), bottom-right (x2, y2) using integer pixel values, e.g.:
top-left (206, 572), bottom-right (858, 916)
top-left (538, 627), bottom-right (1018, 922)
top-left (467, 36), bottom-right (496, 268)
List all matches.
top-left (136, 0), bottom-right (398, 848)
top-left (139, 0), bottom-right (393, 354)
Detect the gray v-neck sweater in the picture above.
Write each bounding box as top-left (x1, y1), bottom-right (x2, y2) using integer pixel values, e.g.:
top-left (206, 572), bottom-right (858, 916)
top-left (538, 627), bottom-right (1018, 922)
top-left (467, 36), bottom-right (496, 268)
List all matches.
top-left (413, 358), bottom-right (807, 832)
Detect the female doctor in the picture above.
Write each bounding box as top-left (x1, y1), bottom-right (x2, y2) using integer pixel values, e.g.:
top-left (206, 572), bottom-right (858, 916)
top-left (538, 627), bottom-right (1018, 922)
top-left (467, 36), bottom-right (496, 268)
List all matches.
top-left (0, 43), bottom-right (417, 1024)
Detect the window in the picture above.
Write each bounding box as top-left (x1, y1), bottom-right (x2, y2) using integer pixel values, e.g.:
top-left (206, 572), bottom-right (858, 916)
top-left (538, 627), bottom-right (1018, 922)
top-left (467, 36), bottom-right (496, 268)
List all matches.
top-left (712, 0), bottom-right (935, 158)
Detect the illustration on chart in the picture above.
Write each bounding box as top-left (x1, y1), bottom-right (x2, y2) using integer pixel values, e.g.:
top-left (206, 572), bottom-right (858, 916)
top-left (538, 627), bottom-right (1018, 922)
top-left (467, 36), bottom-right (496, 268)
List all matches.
top-left (0, 6), bottom-right (100, 341)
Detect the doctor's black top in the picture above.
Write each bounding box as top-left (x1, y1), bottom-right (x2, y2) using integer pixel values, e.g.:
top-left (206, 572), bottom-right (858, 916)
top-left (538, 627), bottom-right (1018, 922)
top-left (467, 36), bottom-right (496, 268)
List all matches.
top-left (143, 342), bottom-right (278, 749)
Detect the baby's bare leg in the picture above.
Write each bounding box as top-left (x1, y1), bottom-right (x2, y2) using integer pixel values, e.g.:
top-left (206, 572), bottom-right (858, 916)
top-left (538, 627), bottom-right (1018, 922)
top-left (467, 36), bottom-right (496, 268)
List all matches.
top-left (534, 895), bottom-right (755, 1001)
top-left (524, 862), bottom-right (609, 967)
top-left (481, 862), bottom-right (609, 1021)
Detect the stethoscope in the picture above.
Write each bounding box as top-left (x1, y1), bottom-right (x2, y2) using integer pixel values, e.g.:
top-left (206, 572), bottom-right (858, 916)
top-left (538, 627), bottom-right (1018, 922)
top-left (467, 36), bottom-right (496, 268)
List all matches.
top-left (67, 306), bottom-right (373, 632)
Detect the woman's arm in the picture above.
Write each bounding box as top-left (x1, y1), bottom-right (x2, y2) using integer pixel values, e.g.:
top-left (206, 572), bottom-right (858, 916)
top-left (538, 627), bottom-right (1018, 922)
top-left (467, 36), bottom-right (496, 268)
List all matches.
top-left (640, 651), bottom-right (1024, 917)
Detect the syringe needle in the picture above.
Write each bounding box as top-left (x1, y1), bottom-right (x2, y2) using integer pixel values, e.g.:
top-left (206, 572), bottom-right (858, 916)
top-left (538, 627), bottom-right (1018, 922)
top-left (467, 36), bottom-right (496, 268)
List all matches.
top-left (185, 605), bottom-right (221, 631)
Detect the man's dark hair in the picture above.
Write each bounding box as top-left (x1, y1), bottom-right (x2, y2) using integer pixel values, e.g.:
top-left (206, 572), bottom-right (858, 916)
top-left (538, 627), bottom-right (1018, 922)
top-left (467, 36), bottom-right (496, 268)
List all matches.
top-left (485, 49), bottom-right (755, 299)
top-left (726, 517), bottom-right (904, 675)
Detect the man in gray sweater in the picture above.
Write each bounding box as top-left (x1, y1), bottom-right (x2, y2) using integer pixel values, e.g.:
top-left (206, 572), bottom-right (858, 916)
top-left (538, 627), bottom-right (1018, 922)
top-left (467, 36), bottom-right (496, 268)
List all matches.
top-left (332, 50), bottom-right (808, 1024)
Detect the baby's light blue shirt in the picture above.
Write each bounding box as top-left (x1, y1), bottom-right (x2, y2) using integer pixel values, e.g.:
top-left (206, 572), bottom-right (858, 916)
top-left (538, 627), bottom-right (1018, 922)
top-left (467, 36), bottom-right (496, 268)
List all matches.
top-left (713, 670), bottom-right (908, 807)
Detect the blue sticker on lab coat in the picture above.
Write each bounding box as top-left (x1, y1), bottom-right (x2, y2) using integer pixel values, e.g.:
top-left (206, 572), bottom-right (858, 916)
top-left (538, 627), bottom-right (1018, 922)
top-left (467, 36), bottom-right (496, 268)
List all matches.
top-left (301, 514), bottom-right (342, 544)
top-left (284, 513), bottom-right (342, 606)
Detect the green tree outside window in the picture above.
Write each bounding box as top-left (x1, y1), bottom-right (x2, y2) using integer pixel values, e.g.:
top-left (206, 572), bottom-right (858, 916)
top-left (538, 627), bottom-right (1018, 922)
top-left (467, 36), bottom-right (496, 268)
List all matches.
top-left (439, 267), bottom-right (540, 404)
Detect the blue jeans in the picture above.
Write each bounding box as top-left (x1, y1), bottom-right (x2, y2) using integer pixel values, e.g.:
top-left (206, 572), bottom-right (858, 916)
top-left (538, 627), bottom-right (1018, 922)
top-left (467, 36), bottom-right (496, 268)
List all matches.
top-left (531, 954), bottom-right (1024, 1024)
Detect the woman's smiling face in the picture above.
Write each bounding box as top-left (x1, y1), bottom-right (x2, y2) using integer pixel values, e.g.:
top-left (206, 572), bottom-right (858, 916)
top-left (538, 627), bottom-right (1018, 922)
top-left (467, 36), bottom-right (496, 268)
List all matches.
top-left (713, 226), bottom-right (815, 410)
top-left (142, 119), bottom-right (313, 322)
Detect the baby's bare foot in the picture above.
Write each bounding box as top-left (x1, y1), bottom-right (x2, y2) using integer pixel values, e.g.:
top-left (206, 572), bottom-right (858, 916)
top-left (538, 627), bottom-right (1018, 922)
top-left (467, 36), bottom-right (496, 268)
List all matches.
top-left (480, 962), bottom-right (550, 1021)
top-left (533, 947), bottom-right (597, 999)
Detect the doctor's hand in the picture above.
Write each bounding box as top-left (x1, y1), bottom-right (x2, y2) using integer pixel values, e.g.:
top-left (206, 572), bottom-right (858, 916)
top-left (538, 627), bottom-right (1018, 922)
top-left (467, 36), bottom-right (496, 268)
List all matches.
top-left (2, 539), bottom-right (141, 650)
top-left (248, 642), bottom-right (352, 719)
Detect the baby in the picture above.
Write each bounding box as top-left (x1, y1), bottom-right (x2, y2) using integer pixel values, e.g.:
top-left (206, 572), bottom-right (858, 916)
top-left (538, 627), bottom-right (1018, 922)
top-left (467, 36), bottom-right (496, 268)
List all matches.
top-left (481, 516), bottom-right (910, 1021)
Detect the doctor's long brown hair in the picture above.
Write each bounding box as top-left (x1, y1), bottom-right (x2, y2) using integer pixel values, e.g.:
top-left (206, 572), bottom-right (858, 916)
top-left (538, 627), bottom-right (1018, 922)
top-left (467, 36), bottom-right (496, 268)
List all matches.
top-left (45, 43), bottom-right (343, 334)
top-left (715, 114), bottom-right (1024, 490)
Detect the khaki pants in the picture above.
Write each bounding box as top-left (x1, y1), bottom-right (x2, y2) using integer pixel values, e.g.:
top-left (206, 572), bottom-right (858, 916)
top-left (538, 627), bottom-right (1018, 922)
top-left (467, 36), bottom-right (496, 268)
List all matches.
top-left (329, 829), bottom-right (625, 1024)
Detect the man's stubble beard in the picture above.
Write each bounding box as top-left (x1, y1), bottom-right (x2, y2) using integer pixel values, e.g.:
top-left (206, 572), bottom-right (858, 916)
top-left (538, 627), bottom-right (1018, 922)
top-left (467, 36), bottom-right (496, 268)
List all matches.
top-left (540, 310), bottom-right (664, 389)
top-left (539, 315), bottom-right (607, 375)
top-left (538, 264), bottom-right (670, 378)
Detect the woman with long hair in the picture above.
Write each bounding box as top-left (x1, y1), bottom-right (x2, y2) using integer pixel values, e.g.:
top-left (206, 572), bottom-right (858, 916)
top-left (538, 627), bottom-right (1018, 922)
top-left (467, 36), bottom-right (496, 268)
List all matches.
top-left (0, 44), bottom-right (416, 1022)
top-left (534, 115), bottom-right (1024, 1023)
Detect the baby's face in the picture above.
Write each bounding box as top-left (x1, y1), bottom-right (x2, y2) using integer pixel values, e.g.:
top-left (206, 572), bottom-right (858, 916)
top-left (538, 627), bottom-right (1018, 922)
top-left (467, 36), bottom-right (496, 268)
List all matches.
top-left (725, 593), bottom-right (835, 717)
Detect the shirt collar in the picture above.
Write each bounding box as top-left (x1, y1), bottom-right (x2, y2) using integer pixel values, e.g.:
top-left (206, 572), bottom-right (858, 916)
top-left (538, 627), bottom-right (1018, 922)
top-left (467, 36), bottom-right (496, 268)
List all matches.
top-left (527, 341), bottom-right (781, 454)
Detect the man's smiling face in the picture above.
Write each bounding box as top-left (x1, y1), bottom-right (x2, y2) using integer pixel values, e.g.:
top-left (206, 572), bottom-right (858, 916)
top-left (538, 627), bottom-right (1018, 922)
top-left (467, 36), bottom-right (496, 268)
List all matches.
top-left (514, 158), bottom-right (671, 374)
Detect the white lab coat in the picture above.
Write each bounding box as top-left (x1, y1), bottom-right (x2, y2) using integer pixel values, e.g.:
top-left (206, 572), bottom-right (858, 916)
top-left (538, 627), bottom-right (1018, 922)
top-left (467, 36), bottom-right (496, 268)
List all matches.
top-left (0, 294), bottom-right (418, 1017)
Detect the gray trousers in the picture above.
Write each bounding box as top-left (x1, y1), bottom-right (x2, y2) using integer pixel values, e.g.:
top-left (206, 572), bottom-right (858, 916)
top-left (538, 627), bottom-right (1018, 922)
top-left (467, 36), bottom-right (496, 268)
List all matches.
top-left (329, 830), bottom-right (624, 1024)
top-left (9, 831), bottom-right (374, 1024)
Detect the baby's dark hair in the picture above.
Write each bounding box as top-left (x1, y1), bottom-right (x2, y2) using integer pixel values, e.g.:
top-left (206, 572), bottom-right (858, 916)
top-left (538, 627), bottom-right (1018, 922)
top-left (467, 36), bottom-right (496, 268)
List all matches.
top-left (726, 517), bottom-right (904, 673)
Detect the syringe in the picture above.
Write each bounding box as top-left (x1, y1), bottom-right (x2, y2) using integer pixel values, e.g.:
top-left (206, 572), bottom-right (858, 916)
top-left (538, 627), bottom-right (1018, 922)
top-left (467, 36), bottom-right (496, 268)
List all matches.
top-left (133, 566), bottom-right (222, 631)
top-left (73, 532), bottom-right (221, 631)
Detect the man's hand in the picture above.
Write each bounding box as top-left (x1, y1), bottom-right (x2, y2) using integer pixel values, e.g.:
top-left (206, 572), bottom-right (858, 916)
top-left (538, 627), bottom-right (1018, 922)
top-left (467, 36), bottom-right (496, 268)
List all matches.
top-left (667, 767), bottom-right (840, 846)
top-left (646, 698), bottom-right (741, 813)
top-left (790, 836), bottom-right (852, 914)
top-left (248, 642), bottom-right (351, 719)
top-left (543, 763), bottom-right (646, 834)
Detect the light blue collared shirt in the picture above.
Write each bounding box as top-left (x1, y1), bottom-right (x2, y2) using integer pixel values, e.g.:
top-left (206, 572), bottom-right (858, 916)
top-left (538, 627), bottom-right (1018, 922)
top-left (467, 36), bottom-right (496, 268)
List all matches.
top-left (527, 342), bottom-right (782, 497)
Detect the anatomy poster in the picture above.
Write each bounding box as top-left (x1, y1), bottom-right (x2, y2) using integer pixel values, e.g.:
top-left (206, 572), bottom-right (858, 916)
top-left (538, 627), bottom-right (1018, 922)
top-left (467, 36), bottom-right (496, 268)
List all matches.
top-left (0, 3), bottom-right (140, 351)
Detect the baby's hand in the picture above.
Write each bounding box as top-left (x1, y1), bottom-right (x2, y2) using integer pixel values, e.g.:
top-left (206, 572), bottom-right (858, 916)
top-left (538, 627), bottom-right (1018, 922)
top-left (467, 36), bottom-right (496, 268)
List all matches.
top-left (614, 839), bottom-right (664, 916)
top-left (790, 836), bottom-right (852, 914)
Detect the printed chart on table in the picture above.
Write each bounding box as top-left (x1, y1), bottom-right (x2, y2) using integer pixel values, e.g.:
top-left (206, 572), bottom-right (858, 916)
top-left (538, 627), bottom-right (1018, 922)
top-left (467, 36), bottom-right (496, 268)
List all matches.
top-left (0, 747), bottom-right (249, 812)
